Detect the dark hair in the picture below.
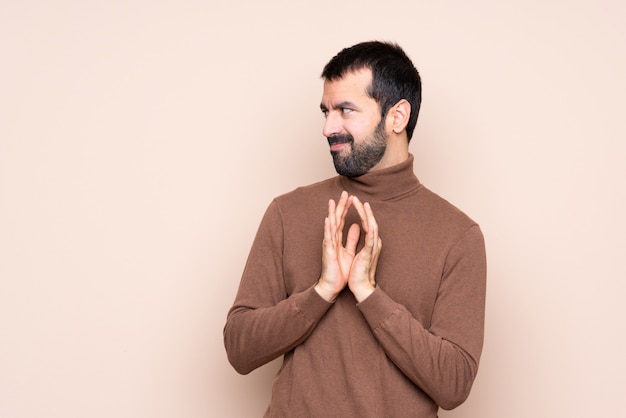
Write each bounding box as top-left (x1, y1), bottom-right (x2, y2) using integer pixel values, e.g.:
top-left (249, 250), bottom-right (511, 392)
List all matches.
top-left (321, 41), bottom-right (422, 141)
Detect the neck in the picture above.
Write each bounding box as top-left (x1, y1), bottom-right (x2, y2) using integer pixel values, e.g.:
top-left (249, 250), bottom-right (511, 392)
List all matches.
top-left (371, 133), bottom-right (409, 172)
top-left (338, 154), bottom-right (421, 202)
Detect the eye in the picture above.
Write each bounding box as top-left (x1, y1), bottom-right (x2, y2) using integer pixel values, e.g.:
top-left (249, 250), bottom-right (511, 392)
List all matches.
top-left (321, 109), bottom-right (329, 118)
top-left (341, 108), bottom-right (353, 115)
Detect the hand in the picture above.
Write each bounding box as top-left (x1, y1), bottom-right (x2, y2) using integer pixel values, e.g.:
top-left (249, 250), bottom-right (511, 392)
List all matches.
top-left (315, 191), bottom-right (359, 302)
top-left (347, 196), bottom-right (382, 303)
top-left (315, 192), bottom-right (382, 303)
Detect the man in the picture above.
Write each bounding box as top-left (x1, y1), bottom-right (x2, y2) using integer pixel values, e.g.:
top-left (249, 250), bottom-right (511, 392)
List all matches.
top-left (224, 41), bottom-right (486, 417)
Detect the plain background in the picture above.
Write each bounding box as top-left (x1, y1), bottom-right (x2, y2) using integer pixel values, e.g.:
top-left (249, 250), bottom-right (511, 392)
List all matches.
top-left (1, 1), bottom-right (625, 417)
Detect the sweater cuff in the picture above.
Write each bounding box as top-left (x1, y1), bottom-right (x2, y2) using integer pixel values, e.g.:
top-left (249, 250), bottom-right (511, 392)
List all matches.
top-left (293, 285), bottom-right (334, 323)
top-left (356, 287), bottom-right (398, 330)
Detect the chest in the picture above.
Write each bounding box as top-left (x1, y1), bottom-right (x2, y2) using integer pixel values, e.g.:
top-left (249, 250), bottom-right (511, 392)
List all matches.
top-left (282, 203), bottom-right (451, 328)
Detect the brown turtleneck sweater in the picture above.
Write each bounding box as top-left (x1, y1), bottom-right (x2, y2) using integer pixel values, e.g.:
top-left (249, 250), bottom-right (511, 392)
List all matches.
top-left (224, 155), bottom-right (486, 417)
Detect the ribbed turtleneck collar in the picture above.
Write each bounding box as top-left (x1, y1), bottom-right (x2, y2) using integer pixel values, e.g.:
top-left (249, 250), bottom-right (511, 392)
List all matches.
top-left (338, 154), bottom-right (421, 202)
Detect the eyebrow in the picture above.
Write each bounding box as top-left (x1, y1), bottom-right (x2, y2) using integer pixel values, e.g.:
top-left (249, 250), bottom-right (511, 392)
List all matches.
top-left (320, 101), bottom-right (358, 111)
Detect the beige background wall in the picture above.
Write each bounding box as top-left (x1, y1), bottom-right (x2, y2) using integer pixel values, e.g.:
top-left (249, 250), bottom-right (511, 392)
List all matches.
top-left (1, 1), bottom-right (625, 417)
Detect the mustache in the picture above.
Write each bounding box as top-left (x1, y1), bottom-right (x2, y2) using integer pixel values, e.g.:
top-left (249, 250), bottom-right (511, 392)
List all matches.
top-left (327, 134), bottom-right (354, 146)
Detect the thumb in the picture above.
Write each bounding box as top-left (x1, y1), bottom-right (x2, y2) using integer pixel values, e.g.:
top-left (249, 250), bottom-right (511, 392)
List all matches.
top-left (345, 223), bottom-right (361, 255)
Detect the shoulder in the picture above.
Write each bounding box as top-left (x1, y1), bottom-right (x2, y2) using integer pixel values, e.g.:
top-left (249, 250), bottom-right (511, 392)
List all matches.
top-left (273, 177), bottom-right (341, 213)
top-left (414, 185), bottom-right (480, 234)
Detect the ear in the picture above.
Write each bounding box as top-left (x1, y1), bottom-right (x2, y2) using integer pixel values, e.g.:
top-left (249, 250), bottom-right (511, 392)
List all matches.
top-left (388, 99), bottom-right (411, 134)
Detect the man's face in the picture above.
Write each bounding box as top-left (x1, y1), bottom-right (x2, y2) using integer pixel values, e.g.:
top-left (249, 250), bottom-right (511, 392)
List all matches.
top-left (320, 69), bottom-right (388, 177)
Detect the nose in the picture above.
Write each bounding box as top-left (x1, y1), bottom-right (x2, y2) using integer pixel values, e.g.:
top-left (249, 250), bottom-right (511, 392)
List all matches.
top-left (322, 112), bottom-right (341, 138)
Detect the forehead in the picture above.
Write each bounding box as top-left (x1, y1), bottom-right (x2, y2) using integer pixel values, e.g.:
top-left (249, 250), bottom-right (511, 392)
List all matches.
top-left (321, 68), bottom-right (374, 106)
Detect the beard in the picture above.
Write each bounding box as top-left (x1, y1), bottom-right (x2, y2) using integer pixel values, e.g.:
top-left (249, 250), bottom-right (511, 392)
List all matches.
top-left (328, 118), bottom-right (388, 177)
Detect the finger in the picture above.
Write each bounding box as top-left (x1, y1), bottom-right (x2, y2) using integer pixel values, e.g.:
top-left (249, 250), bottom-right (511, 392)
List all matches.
top-left (335, 190), bottom-right (352, 245)
top-left (323, 216), bottom-right (330, 245)
top-left (328, 197), bottom-right (336, 216)
top-left (345, 223), bottom-right (361, 256)
top-left (364, 202), bottom-right (381, 253)
top-left (369, 236), bottom-right (383, 284)
top-left (351, 201), bottom-right (378, 258)
top-left (364, 202), bottom-right (379, 238)
top-left (334, 191), bottom-right (348, 217)
top-left (351, 196), bottom-right (369, 233)
top-left (353, 197), bottom-right (378, 237)
top-left (323, 216), bottom-right (336, 251)
top-left (327, 199), bottom-right (338, 246)
top-left (335, 191), bottom-right (351, 233)
top-left (371, 236), bottom-right (382, 265)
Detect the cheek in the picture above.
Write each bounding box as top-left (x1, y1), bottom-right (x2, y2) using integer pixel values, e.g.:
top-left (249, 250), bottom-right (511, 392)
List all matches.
top-left (347, 117), bottom-right (378, 141)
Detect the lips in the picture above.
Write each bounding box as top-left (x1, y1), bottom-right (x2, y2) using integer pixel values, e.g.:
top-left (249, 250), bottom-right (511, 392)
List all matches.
top-left (327, 134), bottom-right (353, 147)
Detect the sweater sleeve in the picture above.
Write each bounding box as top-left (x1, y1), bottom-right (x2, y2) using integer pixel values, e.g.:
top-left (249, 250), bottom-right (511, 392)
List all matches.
top-left (223, 200), bottom-right (333, 375)
top-left (357, 224), bottom-right (487, 410)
